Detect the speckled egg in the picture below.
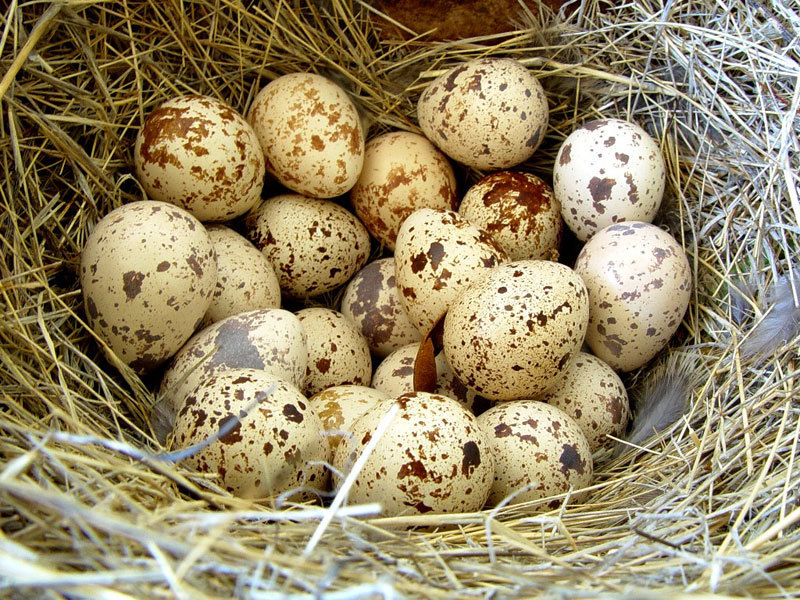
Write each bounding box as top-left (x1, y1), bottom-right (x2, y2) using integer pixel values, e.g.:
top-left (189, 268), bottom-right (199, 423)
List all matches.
top-left (134, 95), bottom-right (265, 222)
top-left (245, 194), bottom-right (370, 299)
top-left (350, 131), bottom-right (457, 250)
top-left (443, 260), bottom-right (589, 401)
top-left (247, 73), bottom-right (365, 198)
top-left (340, 258), bottom-right (422, 359)
top-left (296, 307), bottom-right (372, 396)
top-left (537, 352), bottom-right (630, 452)
top-left (417, 57), bottom-right (549, 170)
top-left (573, 221), bottom-right (691, 372)
top-left (394, 208), bottom-right (507, 335)
top-left (80, 201), bottom-right (217, 374)
top-left (459, 171), bottom-right (562, 261)
top-left (477, 400), bottom-right (593, 507)
top-left (204, 225), bottom-right (281, 324)
top-left (159, 308), bottom-right (307, 418)
top-left (169, 369), bottom-right (328, 499)
top-left (308, 385), bottom-right (390, 453)
top-left (332, 392), bottom-right (494, 516)
top-left (554, 119), bottom-right (665, 242)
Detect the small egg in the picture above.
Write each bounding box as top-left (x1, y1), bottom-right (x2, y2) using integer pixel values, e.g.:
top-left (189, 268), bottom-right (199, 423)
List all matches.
top-left (134, 95), bottom-right (265, 222)
top-left (537, 352), bottom-right (630, 452)
top-left (169, 369), bottom-right (328, 499)
top-left (332, 391), bottom-right (495, 516)
top-left (296, 307), bottom-right (373, 396)
top-left (417, 57), bottom-right (549, 170)
top-left (443, 260), bottom-right (589, 401)
top-left (248, 73), bottom-right (365, 198)
top-left (308, 385), bottom-right (390, 453)
top-left (573, 221), bottom-right (691, 371)
top-left (204, 225), bottom-right (281, 324)
top-left (477, 400), bottom-right (593, 507)
top-left (459, 171), bottom-right (562, 261)
top-left (350, 131), bottom-right (457, 250)
top-left (245, 194), bottom-right (370, 299)
top-left (554, 119), bottom-right (665, 241)
top-left (339, 258), bottom-right (422, 359)
top-left (80, 201), bottom-right (217, 374)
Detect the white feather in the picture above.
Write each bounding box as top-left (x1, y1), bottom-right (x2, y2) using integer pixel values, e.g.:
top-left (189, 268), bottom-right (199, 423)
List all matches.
top-left (740, 270), bottom-right (800, 359)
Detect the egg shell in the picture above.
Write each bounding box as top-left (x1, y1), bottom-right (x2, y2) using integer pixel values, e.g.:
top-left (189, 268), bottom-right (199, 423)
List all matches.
top-left (80, 201), bottom-right (217, 374)
top-left (245, 194), bottom-right (370, 299)
top-left (247, 73), bottom-right (365, 198)
top-left (332, 391), bottom-right (494, 516)
top-left (204, 225), bottom-right (281, 324)
top-left (134, 95), bottom-right (265, 222)
top-left (296, 307), bottom-right (373, 396)
top-left (340, 258), bottom-right (422, 358)
top-left (169, 369), bottom-right (328, 499)
top-left (350, 131), bottom-right (457, 250)
top-left (417, 57), bottom-right (549, 170)
top-left (477, 400), bottom-right (593, 507)
top-left (443, 260), bottom-right (589, 401)
top-left (459, 171), bottom-right (562, 261)
top-left (308, 385), bottom-right (390, 454)
top-left (554, 118), bottom-right (665, 242)
top-left (537, 352), bottom-right (630, 452)
top-left (394, 208), bottom-right (507, 335)
top-left (573, 221), bottom-right (691, 371)
top-left (159, 308), bottom-right (307, 417)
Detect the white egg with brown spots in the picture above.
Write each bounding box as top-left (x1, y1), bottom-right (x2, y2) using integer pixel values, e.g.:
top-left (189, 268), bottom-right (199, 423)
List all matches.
top-left (248, 73), bottom-right (365, 198)
top-left (477, 400), bottom-right (593, 507)
top-left (245, 194), bottom-right (370, 299)
top-left (134, 95), bottom-right (265, 222)
top-left (573, 221), bottom-right (691, 372)
top-left (80, 201), bottom-right (217, 374)
top-left (332, 391), bottom-right (494, 516)
top-left (554, 118), bottom-right (665, 242)
top-left (308, 385), bottom-right (390, 454)
top-left (169, 369), bottom-right (328, 499)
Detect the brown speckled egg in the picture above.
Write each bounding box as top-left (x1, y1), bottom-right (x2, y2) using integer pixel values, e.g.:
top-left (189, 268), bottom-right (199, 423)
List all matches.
top-left (134, 95), bottom-right (265, 222)
top-left (537, 352), bottom-right (630, 452)
top-left (245, 194), bottom-right (370, 299)
top-left (350, 131), bottom-right (457, 250)
top-left (80, 201), bottom-right (217, 374)
top-left (394, 208), bottom-right (507, 335)
top-left (204, 225), bottom-right (281, 324)
top-left (159, 308), bottom-right (307, 418)
top-left (247, 73), bottom-right (365, 198)
top-left (554, 119), bottom-right (665, 242)
top-left (169, 369), bottom-right (328, 499)
top-left (477, 400), bottom-right (593, 507)
top-left (417, 58), bottom-right (549, 170)
top-left (308, 385), bottom-right (390, 454)
top-left (443, 260), bottom-right (589, 401)
top-left (573, 221), bottom-right (691, 372)
top-left (340, 258), bottom-right (422, 359)
top-left (459, 171), bottom-right (562, 261)
top-left (332, 391), bottom-right (494, 516)
top-left (296, 308), bottom-right (372, 396)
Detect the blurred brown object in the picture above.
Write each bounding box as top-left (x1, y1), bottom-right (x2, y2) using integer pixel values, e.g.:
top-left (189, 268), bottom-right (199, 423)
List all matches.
top-left (368, 0), bottom-right (569, 41)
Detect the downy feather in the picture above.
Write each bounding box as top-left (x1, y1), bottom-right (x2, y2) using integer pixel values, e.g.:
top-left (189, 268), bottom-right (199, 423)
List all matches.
top-left (740, 270), bottom-right (800, 359)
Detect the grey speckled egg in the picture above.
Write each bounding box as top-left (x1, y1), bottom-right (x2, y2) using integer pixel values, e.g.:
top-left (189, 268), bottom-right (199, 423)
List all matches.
top-left (308, 385), bottom-right (390, 454)
top-left (169, 369), bottom-right (328, 499)
top-left (332, 391), bottom-right (494, 516)
top-left (417, 58), bottom-right (549, 170)
top-left (554, 119), bottom-right (665, 242)
top-left (80, 201), bottom-right (217, 374)
top-left (245, 194), bottom-right (370, 299)
top-left (477, 400), bottom-right (593, 507)
top-left (573, 221), bottom-right (691, 372)
top-left (443, 260), bottom-right (589, 401)
top-left (296, 307), bottom-right (373, 396)
top-left (134, 95), bottom-right (265, 222)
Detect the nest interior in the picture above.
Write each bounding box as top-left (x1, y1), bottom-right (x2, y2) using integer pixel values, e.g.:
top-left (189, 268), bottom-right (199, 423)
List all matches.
top-left (1, 0), bottom-right (800, 597)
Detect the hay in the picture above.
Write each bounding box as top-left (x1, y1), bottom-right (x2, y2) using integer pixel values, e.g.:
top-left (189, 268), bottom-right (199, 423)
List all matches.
top-left (1, 0), bottom-right (799, 597)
